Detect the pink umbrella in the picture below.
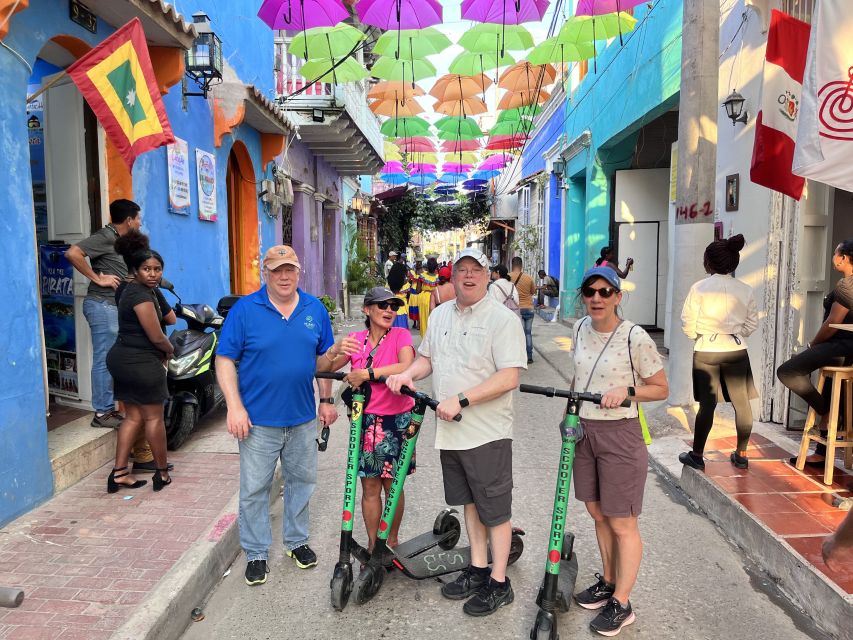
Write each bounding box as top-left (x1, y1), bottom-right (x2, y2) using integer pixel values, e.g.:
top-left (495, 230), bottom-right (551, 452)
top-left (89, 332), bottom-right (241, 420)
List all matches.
top-left (396, 137), bottom-right (438, 152)
top-left (575, 0), bottom-right (646, 15)
top-left (409, 163), bottom-right (438, 173)
top-left (461, 0), bottom-right (550, 24)
top-left (356, 0), bottom-right (443, 30)
top-left (442, 162), bottom-right (473, 172)
top-left (479, 156), bottom-right (513, 169)
top-left (258, 0), bottom-right (349, 30)
top-left (382, 161), bottom-right (405, 173)
top-left (441, 139), bottom-right (481, 152)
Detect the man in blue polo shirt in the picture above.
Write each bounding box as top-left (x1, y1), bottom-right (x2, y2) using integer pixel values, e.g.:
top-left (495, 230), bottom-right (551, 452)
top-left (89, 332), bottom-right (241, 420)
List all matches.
top-left (217, 245), bottom-right (338, 587)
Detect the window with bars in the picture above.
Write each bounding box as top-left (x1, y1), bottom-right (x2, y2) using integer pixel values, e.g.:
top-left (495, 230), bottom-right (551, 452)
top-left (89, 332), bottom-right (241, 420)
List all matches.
top-left (281, 204), bottom-right (293, 246)
top-left (781, 0), bottom-right (814, 23)
top-left (273, 34), bottom-right (332, 98)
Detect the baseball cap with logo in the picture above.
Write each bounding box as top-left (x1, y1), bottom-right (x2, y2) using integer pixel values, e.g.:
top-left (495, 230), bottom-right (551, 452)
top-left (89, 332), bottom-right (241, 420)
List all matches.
top-left (454, 248), bottom-right (489, 268)
top-left (263, 245), bottom-right (301, 271)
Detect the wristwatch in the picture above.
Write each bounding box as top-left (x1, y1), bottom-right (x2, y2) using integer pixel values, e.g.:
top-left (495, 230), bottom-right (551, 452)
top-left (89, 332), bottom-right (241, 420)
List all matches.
top-left (627, 386), bottom-right (636, 397)
top-left (457, 392), bottom-right (470, 408)
top-left (319, 397), bottom-right (335, 404)
top-left (368, 367), bottom-right (376, 381)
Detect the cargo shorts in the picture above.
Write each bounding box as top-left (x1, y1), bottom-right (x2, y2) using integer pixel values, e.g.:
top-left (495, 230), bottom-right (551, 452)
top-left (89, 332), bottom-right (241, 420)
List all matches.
top-left (439, 439), bottom-right (513, 527)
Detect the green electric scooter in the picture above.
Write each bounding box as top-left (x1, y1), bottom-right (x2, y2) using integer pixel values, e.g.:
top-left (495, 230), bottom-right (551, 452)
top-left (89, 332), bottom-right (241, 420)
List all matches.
top-left (317, 372), bottom-right (465, 612)
top-left (519, 384), bottom-right (632, 640)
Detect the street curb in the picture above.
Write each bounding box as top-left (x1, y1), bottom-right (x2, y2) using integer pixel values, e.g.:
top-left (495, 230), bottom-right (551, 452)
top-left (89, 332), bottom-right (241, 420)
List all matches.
top-left (532, 334), bottom-right (852, 640)
top-left (112, 468), bottom-right (282, 640)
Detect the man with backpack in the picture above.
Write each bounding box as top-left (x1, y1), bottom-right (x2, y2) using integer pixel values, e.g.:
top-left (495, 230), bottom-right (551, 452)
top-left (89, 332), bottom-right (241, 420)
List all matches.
top-left (510, 257), bottom-right (537, 364)
top-left (537, 269), bottom-right (560, 307)
top-left (489, 265), bottom-right (520, 318)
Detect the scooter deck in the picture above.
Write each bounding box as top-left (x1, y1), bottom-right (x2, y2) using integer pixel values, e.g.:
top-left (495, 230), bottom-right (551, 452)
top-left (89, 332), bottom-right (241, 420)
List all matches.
top-left (390, 528), bottom-right (455, 560)
top-left (392, 545), bottom-right (475, 580)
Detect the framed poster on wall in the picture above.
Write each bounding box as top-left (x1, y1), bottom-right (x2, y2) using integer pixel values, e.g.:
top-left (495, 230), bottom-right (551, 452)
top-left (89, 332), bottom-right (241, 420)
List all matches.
top-left (196, 149), bottom-right (217, 221)
top-left (167, 137), bottom-right (191, 215)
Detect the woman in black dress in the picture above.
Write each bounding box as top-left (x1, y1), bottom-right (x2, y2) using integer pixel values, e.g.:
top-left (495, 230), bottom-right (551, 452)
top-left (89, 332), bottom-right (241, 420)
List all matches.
top-left (106, 233), bottom-right (175, 492)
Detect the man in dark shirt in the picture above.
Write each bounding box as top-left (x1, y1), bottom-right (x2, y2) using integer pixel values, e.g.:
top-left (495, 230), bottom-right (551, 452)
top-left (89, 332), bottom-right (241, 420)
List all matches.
top-left (65, 199), bottom-right (142, 428)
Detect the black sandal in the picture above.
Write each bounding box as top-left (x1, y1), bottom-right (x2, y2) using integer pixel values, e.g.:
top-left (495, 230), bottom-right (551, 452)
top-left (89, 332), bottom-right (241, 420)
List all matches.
top-left (107, 466), bottom-right (147, 493)
top-left (152, 468), bottom-right (172, 492)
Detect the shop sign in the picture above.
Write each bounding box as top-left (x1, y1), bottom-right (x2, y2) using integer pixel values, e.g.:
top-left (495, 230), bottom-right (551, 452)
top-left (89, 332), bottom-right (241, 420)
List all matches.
top-left (70, 0), bottom-right (97, 34)
top-left (196, 149), bottom-right (217, 221)
top-left (167, 137), bottom-right (191, 215)
top-left (40, 245), bottom-right (78, 399)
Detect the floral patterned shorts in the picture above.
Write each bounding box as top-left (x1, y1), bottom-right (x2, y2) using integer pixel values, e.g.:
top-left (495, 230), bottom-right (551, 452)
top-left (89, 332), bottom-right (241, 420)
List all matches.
top-left (359, 412), bottom-right (416, 479)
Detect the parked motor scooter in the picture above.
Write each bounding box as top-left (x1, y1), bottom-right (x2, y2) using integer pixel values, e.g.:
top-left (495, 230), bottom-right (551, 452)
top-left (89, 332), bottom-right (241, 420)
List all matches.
top-left (160, 282), bottom-right (241, 449)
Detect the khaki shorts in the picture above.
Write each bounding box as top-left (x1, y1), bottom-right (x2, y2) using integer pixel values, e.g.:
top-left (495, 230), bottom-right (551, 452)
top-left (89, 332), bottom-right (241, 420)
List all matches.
top-left (440, 439), bottom-right (513, 527)
top-left (573, 418), bottom-right (648, 517)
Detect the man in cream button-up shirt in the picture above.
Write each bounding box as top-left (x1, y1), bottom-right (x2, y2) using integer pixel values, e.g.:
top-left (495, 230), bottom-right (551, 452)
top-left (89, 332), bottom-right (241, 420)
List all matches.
top-left (387, 248), bottom-right (526, 617)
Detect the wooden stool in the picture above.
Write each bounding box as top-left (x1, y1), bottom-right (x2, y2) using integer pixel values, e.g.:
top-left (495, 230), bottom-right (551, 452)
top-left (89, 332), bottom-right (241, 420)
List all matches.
top-left (796, 366), bottom-right (853, 485)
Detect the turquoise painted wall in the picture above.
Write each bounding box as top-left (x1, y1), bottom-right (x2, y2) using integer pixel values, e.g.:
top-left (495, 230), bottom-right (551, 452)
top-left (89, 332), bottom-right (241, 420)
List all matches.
top-left (524, 0), bottom-right (683, 313)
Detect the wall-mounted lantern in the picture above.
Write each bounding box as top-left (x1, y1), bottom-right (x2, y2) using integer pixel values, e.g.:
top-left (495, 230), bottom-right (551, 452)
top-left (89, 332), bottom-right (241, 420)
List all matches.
top-left (722, 90), bottom-right (749, 126)
top-left (184, 12), bottom-right (223, 99)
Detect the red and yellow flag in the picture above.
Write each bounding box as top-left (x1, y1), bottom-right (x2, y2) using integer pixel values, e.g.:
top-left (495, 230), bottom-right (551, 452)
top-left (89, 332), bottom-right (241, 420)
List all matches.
top-left (67, 18), bottom-right (174, 169)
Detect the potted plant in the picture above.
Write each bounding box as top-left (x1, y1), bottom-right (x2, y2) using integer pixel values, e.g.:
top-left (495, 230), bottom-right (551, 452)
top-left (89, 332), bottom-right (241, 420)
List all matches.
top-left (345, 238), bottom-right (375, 320)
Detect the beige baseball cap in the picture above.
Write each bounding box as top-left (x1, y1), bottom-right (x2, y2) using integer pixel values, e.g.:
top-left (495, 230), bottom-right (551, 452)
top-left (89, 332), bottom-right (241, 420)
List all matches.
top-left (263, 245), bottom-right (301, 270)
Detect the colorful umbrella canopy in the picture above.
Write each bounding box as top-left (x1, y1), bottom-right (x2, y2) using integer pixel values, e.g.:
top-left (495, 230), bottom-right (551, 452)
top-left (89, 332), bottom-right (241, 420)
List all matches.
top-left (398, 140), bottom-right (437, 152)
top-left (408, 173), bottom-right (438, 186)
top-left (371, 56), bottom-right (437, 83)
top-left (497, 105), bottom-right (542, 121)
top-left (499, 61), bottom-right (557, 91)
top-left (434, 185), bottom-right (458, 195)
top-left (486, 134), bottom-right (529, 150)
top-left (472, 169), bottom-right (501, 180)
top-left (461, 0), bottom-right (550, 25)
top-left (404, 151), bottom-right (439, 163)
top-left (463, 178), bottom-right (489, 187)
top-left (575, 0), bottom-right (646, 16)
top-left (434, 116), bottom-right (484, 138)
top-left (379, 116), bottom-right (431, 137)
top-left (383, 142), bottom-right (403, 160)
top-left (409, 163), bottom-right (437, 172)
top-left (298, 58), bottom-right (369, 84)
top-left (560, 12), bottom-right (637, 41)
top-left (497, 88), bottom-right (550, 109)
top-left (449, 51), bottom-right (515, 76)
top-left (478, 153), bottom-right (515, 167)
top-left (430, 74), bottom-right (492, 100)
top-left (356, 0), bottom-right (443, 30)
top-left (445, 151), bottom-right (481, 164)
top-left (441, 139), bottom-right (482, 152)
top-left (442, 162), bottom-right (474, 172)
top-left (527, 38), bottom-right (595, 66)
top-left (369, 98), bottom-right (424, 117)
top-left (458, 24), bottom-right (534, 53)
top-left (433, 96), bottom-right (488, 116)
top-left (288, 24), bottom-right (364, 59)
top-left (439, 172), bottom-right (470, 183)
top-left (395, 136), bottom-right (437, 150)
top-left (382, 161), bottom-right (405, 172)
top-left (258, 0), bottom-right (349, 30)
top-left (368, 81), bottom-right (426, 100)
top-left (372, 27), bottom-right (451, 59)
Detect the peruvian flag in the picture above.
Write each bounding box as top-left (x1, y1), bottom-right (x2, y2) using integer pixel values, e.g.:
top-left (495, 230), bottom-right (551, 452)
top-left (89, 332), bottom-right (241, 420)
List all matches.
top-left (749, 10), bottom-right (811, 200)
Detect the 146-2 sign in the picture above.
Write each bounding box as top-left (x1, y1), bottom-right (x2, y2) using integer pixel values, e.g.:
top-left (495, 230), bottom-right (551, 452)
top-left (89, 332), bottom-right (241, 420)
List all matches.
top-left (676, 201), bottom-right (712, 220)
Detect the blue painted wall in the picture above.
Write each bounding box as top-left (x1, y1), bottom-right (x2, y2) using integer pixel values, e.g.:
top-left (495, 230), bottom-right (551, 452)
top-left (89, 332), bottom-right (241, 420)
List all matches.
top-left (520, 0), bottom-right (683, 317)
top-left (547, 173), bottom-right (561, 277)
top-left (0, 0), bottom-right (278, 524)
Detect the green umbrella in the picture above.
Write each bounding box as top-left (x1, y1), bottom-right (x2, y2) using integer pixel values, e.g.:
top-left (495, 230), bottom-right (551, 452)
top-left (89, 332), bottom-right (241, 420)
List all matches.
top-left (373, 27), bottom-right (451, 59)
top-left (371, 56), bottom-right (437, 82)
top-left (299, 58), bottom-right (368, 84)
top-left (434, 117), bottom-right (484, 141)
top-left (559, 12), bottom-right (637, 44)
top-left (458, 24), bottom-right (534, 54)
top-left (490, 120), bottom-right (534, 136)
top-left (289, 25), bottom-right (365, 60)
top-left (437, 128), bottom-right (482, 141)
top-left (528, 37), bottom-right (595, 66)
top-left (496, 107), bottom-right (539, 123)
top-left (379, 116), bottom-right (431, 138)
top-left (448, 50), bottom-right (515, 76)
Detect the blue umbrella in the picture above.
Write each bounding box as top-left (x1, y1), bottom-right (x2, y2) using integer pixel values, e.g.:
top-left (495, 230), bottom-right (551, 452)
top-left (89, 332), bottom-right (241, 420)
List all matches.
top-left (472, 169), bottom-right (500, 180)
top-left (380, 173), bottom-right (409, 185)
top-left (434, 185), bottom-right (458, 195)
top-left (465, 184), bottom-right (488, 192)
top-left (436, 195), bottom-right (459, 205)
top-left (408, 172), bottom-right (437, 187)
top-left (463, 179), bottom-right (488, 188)
top-left (438, 172), bottom-right (469, 183)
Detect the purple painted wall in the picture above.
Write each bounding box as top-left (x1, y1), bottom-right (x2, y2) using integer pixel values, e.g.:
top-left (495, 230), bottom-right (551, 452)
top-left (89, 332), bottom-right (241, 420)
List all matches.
top-left (278, 138), bottom-right (342, 298)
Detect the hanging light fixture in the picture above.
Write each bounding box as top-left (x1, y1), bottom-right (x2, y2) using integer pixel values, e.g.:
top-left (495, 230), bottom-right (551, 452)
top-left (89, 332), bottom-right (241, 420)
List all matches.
top-left (184, 12), bottom-right (223, 98)
top-left (722, 90), bottom-right (748, 126)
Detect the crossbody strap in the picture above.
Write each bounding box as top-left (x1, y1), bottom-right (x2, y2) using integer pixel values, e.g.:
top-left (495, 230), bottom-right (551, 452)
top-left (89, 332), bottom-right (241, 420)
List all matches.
top-left (581, 320), bottom-right (624, 393)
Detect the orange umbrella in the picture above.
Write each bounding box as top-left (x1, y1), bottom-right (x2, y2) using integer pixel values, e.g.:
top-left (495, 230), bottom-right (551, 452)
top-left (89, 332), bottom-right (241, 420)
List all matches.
top-left (429, 73), bottom-right (493, 101)
top-left (369, 98), bottom-right (424, 117)
top-left (433, 96), bottom-right (488, 116)
top-left (498, 62), bottom-right (557, 93)
top-left (497, 89), bottom-right (551, 110)
top-left (367, 81), bottom-right (425, 101)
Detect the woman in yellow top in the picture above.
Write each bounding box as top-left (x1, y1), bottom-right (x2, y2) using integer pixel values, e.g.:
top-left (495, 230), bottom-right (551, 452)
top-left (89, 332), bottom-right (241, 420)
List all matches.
top-left (416, 257), bottom-right (440, 338)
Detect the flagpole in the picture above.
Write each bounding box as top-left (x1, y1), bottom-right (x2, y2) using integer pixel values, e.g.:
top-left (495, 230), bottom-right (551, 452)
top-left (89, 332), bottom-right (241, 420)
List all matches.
top-left (26, 70), bottom-right (68, 103)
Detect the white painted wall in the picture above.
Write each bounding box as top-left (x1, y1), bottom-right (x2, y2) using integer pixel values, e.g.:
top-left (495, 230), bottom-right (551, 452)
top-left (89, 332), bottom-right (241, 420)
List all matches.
top-left (615, 169), bottom-right (670, 328)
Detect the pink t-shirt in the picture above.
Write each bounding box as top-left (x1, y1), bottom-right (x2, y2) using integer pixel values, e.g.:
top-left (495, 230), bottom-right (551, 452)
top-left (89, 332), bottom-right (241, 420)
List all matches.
top-left (348, 327), bottom-right (415, 415)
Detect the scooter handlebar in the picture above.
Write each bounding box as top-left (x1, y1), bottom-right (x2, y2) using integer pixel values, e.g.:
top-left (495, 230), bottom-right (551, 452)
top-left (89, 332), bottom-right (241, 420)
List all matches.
top-left (315, 372), bottom-right (347, 380)
top-left (519, 384), bottom-right (633, 408)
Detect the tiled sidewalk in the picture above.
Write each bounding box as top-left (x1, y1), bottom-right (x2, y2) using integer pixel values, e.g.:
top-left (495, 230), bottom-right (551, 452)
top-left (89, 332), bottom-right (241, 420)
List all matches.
top-left (696, 434), bottom-right (853, 594)
top-left (0, 452), bottom-right (239, 640)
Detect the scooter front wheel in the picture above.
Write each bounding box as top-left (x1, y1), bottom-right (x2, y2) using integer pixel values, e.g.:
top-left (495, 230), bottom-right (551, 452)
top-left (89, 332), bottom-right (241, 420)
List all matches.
top-left (330, 563), bottom-right (353, 611)
top-left (508, 531), bottom-right (525, 566)
top-left (530, 609), bottom-right (559, 640)
top-left (353, 564), bottom-right (385, 605)
top-left (435, 511), bottom-right (462, 551)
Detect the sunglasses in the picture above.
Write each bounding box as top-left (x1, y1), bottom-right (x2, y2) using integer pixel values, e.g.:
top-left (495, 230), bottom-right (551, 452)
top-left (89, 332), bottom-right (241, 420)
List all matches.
top-left (581, 286), bottom-right (619, 299)
top-left (316, 425), bottom-right (330, 452)
top-left (374, 301), bottom-right (402, 311)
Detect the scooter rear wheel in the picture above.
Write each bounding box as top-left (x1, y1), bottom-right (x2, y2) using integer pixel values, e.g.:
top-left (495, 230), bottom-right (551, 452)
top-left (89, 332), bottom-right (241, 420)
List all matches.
top-left (330, 564), bottom-right (353, 611)
top-left (435, 512), bottom-right (462, 551)
top-left (353, 564), bottom-right (385, 605)
top-left (530, 610), bottom-right (559, 640)
top-left (508, 532), bottom-right (525, 566)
